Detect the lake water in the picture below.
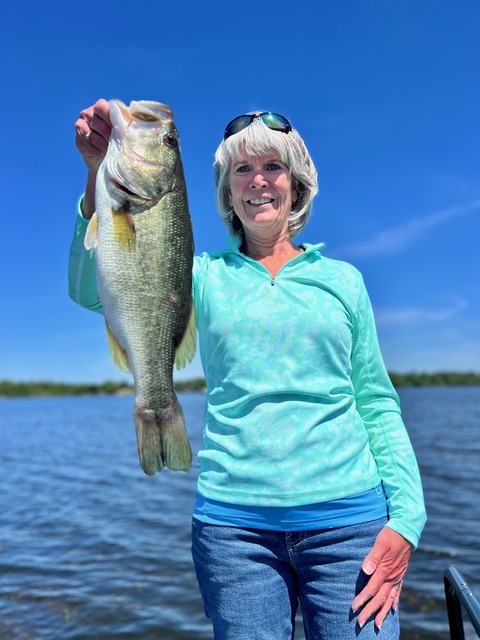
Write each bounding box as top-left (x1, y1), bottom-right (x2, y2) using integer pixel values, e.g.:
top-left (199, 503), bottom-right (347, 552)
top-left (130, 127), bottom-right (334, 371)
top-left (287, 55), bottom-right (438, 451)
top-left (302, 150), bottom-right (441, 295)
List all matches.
top-left (1, 387), bottom-right (479, 639)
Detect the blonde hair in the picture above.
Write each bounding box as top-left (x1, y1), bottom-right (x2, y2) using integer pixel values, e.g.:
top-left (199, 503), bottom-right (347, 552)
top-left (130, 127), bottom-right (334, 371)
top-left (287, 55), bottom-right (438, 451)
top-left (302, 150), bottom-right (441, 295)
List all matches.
top-left (214, 117), bottom-right (318, 237)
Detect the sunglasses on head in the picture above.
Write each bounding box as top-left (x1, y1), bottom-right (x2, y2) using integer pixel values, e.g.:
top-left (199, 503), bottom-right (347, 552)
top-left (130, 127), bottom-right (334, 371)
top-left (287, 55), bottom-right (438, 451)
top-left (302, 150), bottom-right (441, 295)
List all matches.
top-left (224, 112), bottom-right (292, 140)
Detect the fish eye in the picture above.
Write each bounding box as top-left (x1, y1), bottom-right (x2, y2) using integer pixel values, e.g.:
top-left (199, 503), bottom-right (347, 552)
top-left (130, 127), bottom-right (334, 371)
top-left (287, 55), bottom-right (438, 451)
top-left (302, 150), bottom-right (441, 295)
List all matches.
top-left (163, 133), bottom-right (178, 147)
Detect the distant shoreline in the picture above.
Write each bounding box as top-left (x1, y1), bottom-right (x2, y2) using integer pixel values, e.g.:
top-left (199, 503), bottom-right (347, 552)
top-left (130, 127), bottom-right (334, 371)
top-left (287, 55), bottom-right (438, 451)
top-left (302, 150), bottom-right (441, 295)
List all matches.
top-left (0, 378), bottom-right (206, 399)
top-left (1, 373), bottom-right (479, 398)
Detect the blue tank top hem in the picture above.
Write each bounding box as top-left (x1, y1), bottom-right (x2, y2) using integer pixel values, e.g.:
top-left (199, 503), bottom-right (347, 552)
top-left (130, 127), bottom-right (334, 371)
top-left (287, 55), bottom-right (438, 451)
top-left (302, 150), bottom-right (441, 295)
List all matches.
top-left (193, 484), bottom-right (388, 531)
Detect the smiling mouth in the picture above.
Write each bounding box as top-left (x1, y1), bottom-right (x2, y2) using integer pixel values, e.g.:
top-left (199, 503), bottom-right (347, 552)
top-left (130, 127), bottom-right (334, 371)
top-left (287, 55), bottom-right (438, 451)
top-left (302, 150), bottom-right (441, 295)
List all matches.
top-left (247, 198), bottom-right (274, 205)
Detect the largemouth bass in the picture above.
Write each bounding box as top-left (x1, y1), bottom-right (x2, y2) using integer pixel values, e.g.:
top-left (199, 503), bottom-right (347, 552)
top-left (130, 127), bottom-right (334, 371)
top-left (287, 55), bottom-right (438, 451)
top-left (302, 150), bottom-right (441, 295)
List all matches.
top-left (85, 99), bottom-right (195, 475)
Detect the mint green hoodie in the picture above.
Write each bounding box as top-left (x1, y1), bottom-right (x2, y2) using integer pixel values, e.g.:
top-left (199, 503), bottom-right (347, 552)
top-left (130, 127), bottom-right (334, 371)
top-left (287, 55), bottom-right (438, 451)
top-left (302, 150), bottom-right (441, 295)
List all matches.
top-left (69, 213), bottom-right (426, 547)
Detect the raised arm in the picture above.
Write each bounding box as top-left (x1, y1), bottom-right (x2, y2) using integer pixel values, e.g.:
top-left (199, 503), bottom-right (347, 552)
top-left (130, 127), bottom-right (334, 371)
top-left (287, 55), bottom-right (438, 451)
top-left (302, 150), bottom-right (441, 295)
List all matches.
top-left (68, 99), bottom-right (112, 312)
top-left (74, 98), bottom-right (112, 219)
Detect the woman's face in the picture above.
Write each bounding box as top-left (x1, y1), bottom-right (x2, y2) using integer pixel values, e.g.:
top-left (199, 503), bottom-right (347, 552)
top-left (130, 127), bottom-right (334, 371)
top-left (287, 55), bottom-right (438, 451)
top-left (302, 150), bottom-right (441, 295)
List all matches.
top-left (228, 153), bottom-right (298, 237)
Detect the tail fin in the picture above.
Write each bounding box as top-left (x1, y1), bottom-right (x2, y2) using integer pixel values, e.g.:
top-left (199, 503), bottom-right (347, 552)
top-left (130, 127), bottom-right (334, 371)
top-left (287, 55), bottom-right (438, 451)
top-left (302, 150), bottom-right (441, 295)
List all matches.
top-left (134, 400), bottom-right (192, 475)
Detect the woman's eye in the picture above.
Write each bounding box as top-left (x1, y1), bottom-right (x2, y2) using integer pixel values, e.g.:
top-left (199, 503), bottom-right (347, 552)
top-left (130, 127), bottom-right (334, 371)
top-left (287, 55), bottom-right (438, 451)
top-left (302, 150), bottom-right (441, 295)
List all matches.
top-left (236, 165), bottom-right (250, 173)
top-left (266, 163), bottom-right (281, 171)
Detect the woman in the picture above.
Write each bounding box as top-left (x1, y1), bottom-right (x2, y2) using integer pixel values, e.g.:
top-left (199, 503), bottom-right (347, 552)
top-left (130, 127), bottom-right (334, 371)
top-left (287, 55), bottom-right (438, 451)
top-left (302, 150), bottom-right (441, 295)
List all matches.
top-left (71, 100), bottom-right (426, 639)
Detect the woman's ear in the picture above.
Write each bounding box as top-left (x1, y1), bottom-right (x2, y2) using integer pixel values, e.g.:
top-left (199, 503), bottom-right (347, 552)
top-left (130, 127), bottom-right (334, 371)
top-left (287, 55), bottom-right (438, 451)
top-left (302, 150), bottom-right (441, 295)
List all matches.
top-left (291, 181), bottom-right (299, 208)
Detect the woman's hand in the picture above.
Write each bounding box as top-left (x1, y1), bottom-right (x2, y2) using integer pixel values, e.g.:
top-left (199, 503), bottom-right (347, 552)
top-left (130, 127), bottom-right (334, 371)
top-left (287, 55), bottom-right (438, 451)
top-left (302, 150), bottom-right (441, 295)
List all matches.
top-left (74, 99), bottom-right (112, 219)
top-left (75, 98), bottom-right (112, 171)
top-left (352, 527), bottom-right (413, 630)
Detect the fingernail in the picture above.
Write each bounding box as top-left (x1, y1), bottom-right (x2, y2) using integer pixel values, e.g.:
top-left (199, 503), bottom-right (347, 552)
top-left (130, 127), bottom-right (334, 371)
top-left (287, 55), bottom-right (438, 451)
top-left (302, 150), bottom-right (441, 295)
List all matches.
top-left (352, 603), bottom-right (362, 614)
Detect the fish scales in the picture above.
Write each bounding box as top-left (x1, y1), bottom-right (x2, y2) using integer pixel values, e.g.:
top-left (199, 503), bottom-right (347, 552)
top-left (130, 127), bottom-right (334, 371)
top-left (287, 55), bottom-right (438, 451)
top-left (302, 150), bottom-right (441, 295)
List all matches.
top-left (85, 99), bottom-right (196, 475)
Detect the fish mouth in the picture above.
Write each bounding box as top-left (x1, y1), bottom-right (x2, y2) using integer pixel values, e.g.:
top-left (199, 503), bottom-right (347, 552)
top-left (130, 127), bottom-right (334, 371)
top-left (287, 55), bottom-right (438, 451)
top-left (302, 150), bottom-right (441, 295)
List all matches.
top-left (105, 99), bottom-right (177, 208)
top-left (108, 176), bottom-right (153, 205)
top-left (110, 99), bottom-right (174, 125)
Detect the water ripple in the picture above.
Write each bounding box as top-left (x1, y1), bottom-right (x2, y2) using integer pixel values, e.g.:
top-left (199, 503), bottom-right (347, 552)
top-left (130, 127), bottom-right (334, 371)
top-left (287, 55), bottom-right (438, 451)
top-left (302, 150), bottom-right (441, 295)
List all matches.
top-left (1, 389), bottom-right (479, 639)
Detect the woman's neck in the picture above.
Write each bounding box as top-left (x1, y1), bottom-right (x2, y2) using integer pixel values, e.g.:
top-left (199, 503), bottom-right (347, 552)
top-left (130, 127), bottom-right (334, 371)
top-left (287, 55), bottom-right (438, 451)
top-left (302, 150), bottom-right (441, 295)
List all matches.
top-left (242, 229), bottom-right (303, 275)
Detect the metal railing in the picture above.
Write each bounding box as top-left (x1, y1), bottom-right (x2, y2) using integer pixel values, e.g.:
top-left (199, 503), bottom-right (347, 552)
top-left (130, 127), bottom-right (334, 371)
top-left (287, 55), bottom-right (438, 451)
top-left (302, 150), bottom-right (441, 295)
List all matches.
top-left (444, 566), bottom-right (480, 639)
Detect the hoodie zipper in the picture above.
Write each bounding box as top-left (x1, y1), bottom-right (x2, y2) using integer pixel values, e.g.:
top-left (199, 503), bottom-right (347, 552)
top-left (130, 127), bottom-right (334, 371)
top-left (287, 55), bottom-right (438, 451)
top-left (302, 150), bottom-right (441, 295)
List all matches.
top-left (268, 250), bottom-right (307, 286)
top-left (226, 239), bottom-right (318, 287)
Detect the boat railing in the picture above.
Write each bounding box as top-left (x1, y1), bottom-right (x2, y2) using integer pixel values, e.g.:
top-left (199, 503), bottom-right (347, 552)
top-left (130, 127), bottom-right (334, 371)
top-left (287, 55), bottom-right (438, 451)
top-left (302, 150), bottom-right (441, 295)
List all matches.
top-left (444, 566), bottom-right (480, 639)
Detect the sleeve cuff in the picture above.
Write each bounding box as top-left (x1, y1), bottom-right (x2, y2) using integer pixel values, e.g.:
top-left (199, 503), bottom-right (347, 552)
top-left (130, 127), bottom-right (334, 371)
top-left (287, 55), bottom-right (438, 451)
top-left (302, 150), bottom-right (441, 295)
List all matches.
top-left (77, 195), bottom-right (91, 226)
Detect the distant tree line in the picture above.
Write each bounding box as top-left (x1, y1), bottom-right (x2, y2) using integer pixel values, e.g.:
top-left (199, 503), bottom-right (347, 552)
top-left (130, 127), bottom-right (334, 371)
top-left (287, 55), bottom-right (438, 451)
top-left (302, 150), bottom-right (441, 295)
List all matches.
top-left (0, 378), bottom-right (207, 398)
top-left (0, 380), bottom-right (133, 398)
top-left (175, 378), bottom-right (207, 392)
top-left (388, 371), bottom-right (480, 387)
top-left (0, 373), bottom-right (478, 398)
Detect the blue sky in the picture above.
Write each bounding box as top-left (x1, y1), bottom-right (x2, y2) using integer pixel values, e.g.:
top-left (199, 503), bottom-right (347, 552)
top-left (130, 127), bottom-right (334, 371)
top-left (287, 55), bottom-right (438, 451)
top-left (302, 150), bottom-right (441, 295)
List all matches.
top-left (1, 0), bottom-right (479, 383)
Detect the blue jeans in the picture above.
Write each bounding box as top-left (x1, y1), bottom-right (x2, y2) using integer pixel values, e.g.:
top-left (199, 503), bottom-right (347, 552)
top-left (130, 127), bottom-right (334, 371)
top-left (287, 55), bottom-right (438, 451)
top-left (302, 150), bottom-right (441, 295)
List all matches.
top-left (191, 516), bottom-right (399, 639)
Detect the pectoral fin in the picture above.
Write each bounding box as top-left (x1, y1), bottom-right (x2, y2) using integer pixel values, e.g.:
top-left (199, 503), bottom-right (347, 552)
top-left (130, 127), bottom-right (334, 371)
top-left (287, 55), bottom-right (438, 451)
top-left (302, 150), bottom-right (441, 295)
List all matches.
top-left (84, 212), bottom-right (99, 251)
top-left (175, 302), bottom-right (196, 370)
top-left (112, 209), bottom-right (136, 251)
top-left (105, 322), bottom-right (131, 372)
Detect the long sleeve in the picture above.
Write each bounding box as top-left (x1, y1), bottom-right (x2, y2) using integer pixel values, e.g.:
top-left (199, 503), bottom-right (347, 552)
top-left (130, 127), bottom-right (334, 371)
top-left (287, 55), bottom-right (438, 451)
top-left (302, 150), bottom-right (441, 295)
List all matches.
top-left (68, 205), bottom-right (103, 314)
top-left (350, 277), bottom-right (426, 547)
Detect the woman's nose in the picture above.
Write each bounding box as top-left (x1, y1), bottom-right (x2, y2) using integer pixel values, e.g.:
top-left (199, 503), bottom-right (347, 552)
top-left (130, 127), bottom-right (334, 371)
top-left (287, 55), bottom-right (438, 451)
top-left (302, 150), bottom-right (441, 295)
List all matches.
top-left (250, 172), bottom-right (267, 188)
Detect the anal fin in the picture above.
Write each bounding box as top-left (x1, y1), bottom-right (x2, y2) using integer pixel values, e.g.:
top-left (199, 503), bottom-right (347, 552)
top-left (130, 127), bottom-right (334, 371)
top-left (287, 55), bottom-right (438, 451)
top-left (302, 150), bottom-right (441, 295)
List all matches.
top-left (106, 322), bottom-right (131, 371)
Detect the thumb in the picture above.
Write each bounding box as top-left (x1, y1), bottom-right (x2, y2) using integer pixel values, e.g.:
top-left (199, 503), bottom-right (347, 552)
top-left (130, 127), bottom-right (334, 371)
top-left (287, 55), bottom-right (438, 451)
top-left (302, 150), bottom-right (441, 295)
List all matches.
top-left (361, 538), bottom-right (386, 575)
top-left (362, 554), bottom-right (378, 576)
top-left (361, 526), bottom-right (395, 575)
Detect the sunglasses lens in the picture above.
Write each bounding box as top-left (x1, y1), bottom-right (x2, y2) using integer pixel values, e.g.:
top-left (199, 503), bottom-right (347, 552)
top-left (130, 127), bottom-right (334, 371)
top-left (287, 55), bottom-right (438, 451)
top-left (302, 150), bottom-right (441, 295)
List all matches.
top-left (224, 115), bottom-right (254, 139)
top-left (261, 113), bottom-right (291, 133)
top-left (224, 112), bottom-right (292, 139)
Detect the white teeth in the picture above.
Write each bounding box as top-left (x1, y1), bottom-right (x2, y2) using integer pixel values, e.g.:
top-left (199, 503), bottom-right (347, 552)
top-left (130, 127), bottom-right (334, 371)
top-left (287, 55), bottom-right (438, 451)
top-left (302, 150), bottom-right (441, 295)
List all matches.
top-left (248, 198), bottom-right (273, 205)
